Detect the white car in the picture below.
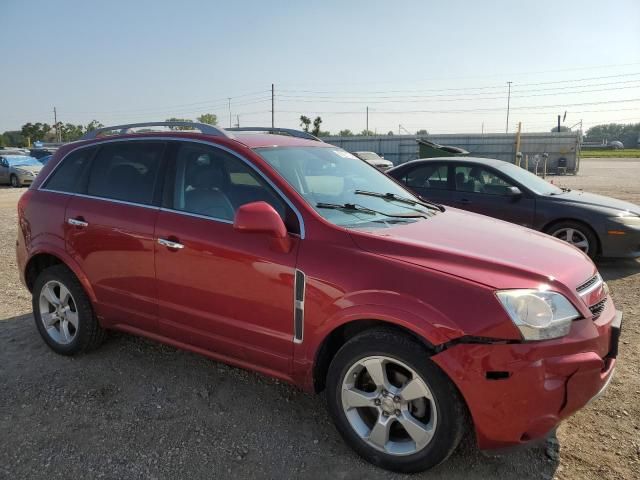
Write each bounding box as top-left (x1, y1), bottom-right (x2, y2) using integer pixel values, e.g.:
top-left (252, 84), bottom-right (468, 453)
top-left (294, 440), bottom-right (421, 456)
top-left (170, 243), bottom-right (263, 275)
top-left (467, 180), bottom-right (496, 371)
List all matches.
top-left (353, 151), bottom-right (394, 171)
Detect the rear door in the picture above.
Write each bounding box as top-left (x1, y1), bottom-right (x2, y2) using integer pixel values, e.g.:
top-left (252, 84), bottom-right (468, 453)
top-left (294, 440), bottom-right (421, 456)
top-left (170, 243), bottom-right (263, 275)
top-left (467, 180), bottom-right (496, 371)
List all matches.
top-left (398, 162), bottom-right (453, 204)
top-left (65, 140), bottom-right (166, 332)
top-left (0, 157), bottom-right (9, 184)
top-left (450, 164), bottom-right (535, 226)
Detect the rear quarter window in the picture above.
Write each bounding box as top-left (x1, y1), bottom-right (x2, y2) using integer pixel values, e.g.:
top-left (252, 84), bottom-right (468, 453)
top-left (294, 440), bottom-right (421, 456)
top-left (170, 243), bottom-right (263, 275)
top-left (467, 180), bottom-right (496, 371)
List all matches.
top-left (42, 147), bottom-right (95, 193)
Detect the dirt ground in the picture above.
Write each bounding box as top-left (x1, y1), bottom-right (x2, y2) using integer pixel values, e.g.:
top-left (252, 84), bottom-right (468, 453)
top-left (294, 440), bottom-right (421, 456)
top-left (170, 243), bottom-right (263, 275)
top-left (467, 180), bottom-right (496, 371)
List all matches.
top-left (0, 158), bottom-right (638, 480)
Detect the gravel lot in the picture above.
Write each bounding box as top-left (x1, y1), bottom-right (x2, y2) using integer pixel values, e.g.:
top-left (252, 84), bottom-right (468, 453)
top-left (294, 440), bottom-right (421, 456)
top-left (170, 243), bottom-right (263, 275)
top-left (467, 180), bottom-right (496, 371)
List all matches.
top-left (1, 158), bottom-right (638, 480)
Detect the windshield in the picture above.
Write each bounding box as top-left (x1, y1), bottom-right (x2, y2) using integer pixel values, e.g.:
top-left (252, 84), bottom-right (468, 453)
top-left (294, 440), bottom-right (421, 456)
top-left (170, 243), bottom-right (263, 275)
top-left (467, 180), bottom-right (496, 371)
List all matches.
top-left (255, 146), bottom-right (436, 229)
top-left (500, 163), bottom-right (562, 195)
top-left (4, 156), bottom-right (41, 167)
top-left (356, 152), bottom-right (383, 161)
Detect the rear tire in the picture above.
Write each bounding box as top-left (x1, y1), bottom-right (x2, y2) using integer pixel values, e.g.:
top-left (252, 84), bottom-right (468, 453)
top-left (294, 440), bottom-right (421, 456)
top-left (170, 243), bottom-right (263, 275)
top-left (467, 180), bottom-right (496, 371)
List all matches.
top-left (32, 265), bottom-right (106, 355)
top-left (325, 328), bottom-right (467, 473)
top-left (546, 220), bottom-right (598, 259)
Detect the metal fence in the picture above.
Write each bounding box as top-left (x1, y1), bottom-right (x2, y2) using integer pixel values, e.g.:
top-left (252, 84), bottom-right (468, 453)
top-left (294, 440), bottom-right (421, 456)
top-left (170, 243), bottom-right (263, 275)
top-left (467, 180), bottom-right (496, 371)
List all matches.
top-left (323, 132), bottom-right (582, 174)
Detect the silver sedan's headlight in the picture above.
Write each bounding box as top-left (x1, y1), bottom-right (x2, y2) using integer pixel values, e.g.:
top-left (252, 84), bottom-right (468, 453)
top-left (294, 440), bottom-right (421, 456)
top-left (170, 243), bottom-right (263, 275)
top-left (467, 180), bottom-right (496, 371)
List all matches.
top-left (496, 289), bottom-right (580, 340)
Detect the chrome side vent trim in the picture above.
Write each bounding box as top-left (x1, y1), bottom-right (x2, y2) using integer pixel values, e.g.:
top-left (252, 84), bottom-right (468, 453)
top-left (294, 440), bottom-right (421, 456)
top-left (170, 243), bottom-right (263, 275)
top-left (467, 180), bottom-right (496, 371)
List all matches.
top-left (293, 270), bottom-right (306, 344)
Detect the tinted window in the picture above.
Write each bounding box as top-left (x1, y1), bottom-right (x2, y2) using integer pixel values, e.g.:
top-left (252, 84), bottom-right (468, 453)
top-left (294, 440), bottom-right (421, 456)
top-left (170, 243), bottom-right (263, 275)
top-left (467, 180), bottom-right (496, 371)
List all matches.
top-left (454, 165), bottom-right (515, 195)
top-left (43, 148), bottom-right (95, 193)
top-left (405, 164), bottom-right (448, 190)
top-left (172, 143), bottom-right (289, 225)
top-left (87, 142), bottom-right (164, 205)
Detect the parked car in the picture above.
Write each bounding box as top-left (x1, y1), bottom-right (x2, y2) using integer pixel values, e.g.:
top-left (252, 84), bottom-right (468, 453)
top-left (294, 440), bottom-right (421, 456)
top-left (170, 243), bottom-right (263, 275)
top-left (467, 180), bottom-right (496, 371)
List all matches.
top-left (17, 122), bottom-right (621, 473)
top-left (353, 151), bottom-right (394, 171)
top-left (30, 147), bottom-right (58, 159)
top-left (388, 157), bottom-right (640, 259)
top-left (37, 154), bottom-right (53, 165)
top-left (0, 154), bottom-right (43, 187)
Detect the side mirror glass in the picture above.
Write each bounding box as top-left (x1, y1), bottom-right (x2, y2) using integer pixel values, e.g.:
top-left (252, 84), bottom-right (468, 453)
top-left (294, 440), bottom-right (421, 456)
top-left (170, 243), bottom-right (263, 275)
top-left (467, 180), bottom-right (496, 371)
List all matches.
top-left (233, 201), bottom-right (291, 252)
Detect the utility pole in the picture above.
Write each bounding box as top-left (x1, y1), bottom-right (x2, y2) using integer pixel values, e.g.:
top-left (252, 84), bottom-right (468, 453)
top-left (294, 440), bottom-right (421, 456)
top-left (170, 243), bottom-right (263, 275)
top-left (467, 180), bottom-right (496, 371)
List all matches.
top-left (505, 81), bottom-right (512, 133)
top-left (481, 122), bottom-right (484, 135)
top-left (366, 106), bottom-right (369, 135)
top-left (271, 84), bottom-right (275, 128)
top-left (235, 114), bottom-right (240, 128)
top-left (557, 115), bottom-right (561, 133)
top-left (228, 98), bottom-right (232, 128)
top-left (53, 107), bottom-right (60, 143)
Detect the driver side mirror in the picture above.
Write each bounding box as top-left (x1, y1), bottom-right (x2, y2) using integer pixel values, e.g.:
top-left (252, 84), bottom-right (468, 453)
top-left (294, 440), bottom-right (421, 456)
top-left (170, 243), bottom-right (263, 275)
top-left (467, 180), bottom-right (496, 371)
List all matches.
top-left (233, 201), bottom-right (292, 252)
top-left (506, 186), bottom-right (522, 197)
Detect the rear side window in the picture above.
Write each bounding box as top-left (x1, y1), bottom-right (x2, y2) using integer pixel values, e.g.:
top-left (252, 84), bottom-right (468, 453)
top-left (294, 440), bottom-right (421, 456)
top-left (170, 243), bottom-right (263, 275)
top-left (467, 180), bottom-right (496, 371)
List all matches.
top-left (87, 142), bottom-right (165, 205)
top-left (405, 164), bottom-right (448, 190)
top-left (43, 148), bottom-right (95, 193)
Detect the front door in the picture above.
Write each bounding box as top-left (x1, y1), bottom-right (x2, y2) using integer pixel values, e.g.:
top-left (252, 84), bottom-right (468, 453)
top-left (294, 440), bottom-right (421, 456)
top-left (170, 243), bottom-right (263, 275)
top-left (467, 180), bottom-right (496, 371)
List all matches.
top-left (450, 164), bottom-right (535, 227)
top-left (154, 141), bottom-right (300, 375)
top-left (65, 140), bottom-right (166, 332)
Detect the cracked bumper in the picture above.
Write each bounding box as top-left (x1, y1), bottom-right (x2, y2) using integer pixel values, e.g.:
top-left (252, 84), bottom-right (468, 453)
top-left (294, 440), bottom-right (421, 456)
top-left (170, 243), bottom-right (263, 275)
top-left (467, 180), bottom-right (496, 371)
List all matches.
top-left (432, 307), bottom-right (621, 450)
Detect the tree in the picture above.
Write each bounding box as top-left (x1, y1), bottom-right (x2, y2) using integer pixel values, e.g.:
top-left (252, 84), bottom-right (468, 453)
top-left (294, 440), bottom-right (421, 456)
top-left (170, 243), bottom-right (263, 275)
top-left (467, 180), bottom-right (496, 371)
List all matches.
top-left (165, 118), bottom-right (193, 130)
top-left (2, 131), bottom-right (25, 147)
top-left (197, 113), bottom-right (218, 125)
top-left (585, 122), bottom-right (640, 148)
top-left (359, 129), bottom-right (374, 136)
top-left (550, 125), bottom-right (571, 132)
top-left (21, 122), bottom-right (52, 143)
top-left (85, 120), bottom-right (104, 132)
top-left (59, 123), bottom-right (85, 142)
top-left (338, 129), bottom-right (354, 136)
top-left (416, 129), bottom-right (428, 135)
top-left (311, 116), bottom-right (323, 136)
top-left (299, 115), bottom-right (311, 132)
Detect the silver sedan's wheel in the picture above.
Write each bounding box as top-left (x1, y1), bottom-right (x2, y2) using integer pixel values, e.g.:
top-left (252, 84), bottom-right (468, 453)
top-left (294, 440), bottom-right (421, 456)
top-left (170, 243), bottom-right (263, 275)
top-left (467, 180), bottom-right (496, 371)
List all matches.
top-left (38, 280), bottom-right (79, 345)
top-left (341, 355), bottom-right (437, 456)
top-left (10, 175), bottom-right (19, 188)
top-left (551, 227), bottom-right (589, 253)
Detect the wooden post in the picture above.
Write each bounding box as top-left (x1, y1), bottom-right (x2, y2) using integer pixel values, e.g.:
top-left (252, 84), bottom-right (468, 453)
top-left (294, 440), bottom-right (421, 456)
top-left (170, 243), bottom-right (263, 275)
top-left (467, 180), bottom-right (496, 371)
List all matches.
top-left (525, 154), bottom-right (529, 171)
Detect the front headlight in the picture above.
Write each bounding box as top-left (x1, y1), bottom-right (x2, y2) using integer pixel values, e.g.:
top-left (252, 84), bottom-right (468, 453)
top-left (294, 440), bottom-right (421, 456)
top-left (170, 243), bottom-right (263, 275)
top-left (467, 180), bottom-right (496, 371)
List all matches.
top-left (611, 213), bottom-right (640, 226)
top-left (496, 289), bottom-right (580, 340)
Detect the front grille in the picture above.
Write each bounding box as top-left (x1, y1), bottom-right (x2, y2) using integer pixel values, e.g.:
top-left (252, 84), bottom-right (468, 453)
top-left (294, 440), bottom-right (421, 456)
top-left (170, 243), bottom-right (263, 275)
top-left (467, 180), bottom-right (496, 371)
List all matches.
top-left (577, 274), bottom-right (601, 294)
top-left (589, 298), bottom-right (607, 319)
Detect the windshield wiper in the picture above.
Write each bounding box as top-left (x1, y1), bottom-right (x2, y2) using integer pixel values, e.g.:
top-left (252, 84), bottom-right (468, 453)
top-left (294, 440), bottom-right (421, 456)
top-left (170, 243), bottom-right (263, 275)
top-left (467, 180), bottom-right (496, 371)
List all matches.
top-left (316, 202), bottom-right (427, 219)
top-left (354, 189), bottom-right (445, 212)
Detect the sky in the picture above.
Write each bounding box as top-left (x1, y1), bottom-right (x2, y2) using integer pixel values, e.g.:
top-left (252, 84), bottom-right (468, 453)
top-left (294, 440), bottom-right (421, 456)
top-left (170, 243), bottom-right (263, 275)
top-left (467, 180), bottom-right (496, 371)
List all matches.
top-left (1, 0), bottom-right (639, 135)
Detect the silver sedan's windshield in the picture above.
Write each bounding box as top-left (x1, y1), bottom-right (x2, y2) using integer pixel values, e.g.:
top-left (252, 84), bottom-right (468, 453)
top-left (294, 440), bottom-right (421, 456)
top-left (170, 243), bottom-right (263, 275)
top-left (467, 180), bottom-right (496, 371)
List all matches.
top-left (255, 146), bottom-right (437, 228)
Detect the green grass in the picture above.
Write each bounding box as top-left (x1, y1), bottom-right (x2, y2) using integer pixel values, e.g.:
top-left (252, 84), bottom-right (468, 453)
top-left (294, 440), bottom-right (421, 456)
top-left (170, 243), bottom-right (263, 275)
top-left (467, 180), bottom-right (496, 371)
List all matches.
top-left (581, 149), bottom-right (640, 158)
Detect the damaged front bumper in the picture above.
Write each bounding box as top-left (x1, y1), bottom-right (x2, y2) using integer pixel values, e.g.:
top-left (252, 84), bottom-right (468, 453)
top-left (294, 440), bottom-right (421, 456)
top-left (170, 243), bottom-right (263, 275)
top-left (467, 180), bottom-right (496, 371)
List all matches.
top-left (432, 306), bottom-right (621, 450)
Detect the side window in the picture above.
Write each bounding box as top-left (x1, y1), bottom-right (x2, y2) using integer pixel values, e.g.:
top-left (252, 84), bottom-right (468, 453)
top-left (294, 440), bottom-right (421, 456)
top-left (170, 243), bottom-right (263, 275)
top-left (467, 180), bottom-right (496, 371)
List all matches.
top-left (87, 142), bottom-right (164, 205)
top-left (43, 147), bottom-right (95, 193)
top-left (454, 166), bottom-right (515, 195)
top-left (405, 164), bottom-right (448, 190)
top-left (172, 143), bottom-right (296, 230)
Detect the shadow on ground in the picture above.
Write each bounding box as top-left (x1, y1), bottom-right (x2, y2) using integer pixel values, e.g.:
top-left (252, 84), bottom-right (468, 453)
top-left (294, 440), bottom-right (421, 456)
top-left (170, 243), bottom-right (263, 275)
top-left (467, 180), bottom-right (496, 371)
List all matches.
top-left (0, 313), bottom-right (559, 479)
top-left (597, 258), bottom-right (640, 282)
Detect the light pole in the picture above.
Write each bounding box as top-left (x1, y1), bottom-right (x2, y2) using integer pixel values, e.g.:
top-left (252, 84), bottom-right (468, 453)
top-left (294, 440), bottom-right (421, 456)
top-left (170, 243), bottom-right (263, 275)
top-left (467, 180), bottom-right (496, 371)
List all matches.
top-left (505, 81), bottom-right (512, 133)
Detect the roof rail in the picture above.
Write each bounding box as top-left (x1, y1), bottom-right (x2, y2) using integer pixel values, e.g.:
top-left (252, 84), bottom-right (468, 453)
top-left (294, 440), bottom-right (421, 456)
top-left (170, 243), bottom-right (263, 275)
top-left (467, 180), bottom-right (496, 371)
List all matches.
top-left (80, 121), bottom-right (229, 140)
top-left (226, 127), bottom-right (323, 142)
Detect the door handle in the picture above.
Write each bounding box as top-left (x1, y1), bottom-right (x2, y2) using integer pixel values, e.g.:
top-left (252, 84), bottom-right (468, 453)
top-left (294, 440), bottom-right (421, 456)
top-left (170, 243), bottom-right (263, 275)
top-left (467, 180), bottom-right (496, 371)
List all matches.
top-left (459, 198), bottom-right (471, 204)
top-left (67, 217), bottom-right (89, 228)
top-left (157, 238), bottom-right (185, 250)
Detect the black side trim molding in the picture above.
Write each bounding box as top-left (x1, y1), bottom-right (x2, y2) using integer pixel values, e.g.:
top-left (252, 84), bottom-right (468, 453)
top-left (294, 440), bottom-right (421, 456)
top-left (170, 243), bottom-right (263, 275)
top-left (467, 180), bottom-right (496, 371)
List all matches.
top-left (294, 270), bottom-right (306, 343)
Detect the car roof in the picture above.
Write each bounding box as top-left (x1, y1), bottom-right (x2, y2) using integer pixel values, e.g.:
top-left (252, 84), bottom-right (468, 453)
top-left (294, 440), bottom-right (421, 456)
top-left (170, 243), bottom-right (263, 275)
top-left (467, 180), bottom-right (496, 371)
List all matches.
top-left (78, 131), bottom-right (327, 150)
top-left (394, 156), bottom-right (511, 169)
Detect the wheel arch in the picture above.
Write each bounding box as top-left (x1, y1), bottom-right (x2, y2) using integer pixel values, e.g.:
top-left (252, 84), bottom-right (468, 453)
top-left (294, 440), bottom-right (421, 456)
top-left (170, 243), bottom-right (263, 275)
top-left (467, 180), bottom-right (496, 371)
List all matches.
top-left (542, 217), bottom-right (602, 255)
top-left (312, 319), bottom-right (437, 393)
top-left (24, 249), bottom-right (97, 304)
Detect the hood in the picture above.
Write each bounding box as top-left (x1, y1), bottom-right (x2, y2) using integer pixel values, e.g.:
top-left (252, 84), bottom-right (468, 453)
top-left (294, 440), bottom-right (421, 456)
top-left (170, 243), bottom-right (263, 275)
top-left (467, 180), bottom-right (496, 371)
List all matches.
top-left (367, 159), bottom-right (393, 167)
top-left (550, 190), bottom-right (640, 215)
top-left (349, 207), bottom-right (596, 291)
top-left (12, 164), bottom-right (42, 174)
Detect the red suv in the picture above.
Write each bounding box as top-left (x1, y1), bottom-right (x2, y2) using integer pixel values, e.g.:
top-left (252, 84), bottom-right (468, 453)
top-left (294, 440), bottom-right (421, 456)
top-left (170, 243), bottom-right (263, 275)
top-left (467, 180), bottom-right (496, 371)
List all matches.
top-left (16, 122), bottom-right (621, 473)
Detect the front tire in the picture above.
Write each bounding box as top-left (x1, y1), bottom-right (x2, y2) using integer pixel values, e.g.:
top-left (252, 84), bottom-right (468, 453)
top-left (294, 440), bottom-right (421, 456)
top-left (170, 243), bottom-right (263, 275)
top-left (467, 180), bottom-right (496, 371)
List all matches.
top-left (32, 265), bottom-right (106, 355)
top-left (325, 328), bottom-right (467, 473)
top-left (546, 220), bottom-right (598, 259)
top-left (10, 174), bottom-right (20, 188)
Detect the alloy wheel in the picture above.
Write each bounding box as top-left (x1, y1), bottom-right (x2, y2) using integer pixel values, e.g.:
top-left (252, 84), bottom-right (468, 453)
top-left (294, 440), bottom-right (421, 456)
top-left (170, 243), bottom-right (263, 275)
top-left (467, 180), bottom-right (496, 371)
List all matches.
top-left (341, 356), bottom-right (437, 456)
top-left (552, 227), bottom-right (589, 253)
top-left (38, 280), bottom-right (79, 345)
